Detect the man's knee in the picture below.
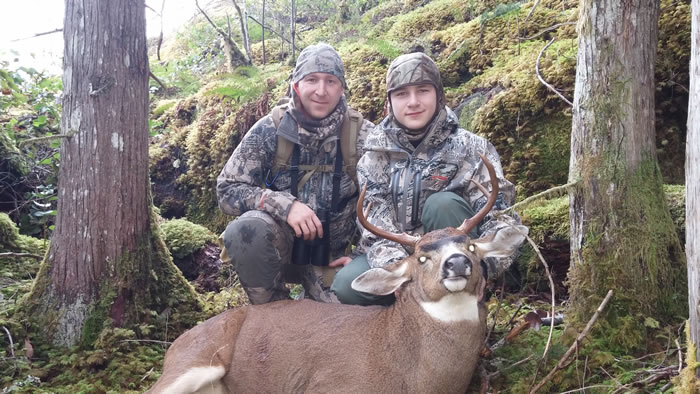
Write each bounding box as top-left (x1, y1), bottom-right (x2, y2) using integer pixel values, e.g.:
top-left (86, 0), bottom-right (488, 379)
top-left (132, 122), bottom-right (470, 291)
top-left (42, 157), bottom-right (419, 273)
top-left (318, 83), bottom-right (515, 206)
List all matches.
top-left (331, 256), bottom-right (394, 306)
top-left (422, 192), bottom-right (477, 235)
top-left (223, 211), bottom-right (291, 288)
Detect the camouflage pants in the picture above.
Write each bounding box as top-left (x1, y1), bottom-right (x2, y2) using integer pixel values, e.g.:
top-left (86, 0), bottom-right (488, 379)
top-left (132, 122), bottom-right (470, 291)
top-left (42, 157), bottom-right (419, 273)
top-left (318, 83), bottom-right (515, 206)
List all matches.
top-left (331, 191), bottom-right (477, 305)
top-left (222, 210), bottom-right (340, 305)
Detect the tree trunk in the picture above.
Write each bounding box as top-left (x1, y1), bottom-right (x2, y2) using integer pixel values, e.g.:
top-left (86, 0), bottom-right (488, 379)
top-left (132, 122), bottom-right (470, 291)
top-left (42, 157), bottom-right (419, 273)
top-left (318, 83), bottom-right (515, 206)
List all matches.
top-left (24, 0), bottom-right (200, 348)
top-left (196, 0), bottom-right (249, 71)
top-left (262, 0), bottom-right (266, 64)
top-left (290, 0), bottom-right (296, 60)
top-left (568, 0), bottom-right (686, 350)
top-left (688, 0), bottom-right (700, 378)
top-left (232, 0), bottom-right (252, 63)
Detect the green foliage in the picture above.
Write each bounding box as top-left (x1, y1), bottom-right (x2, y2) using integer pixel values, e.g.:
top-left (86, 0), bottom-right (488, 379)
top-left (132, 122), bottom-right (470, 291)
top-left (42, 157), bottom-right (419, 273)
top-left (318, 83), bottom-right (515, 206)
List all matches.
top-left (0, 213), bottom-right (47, 280)
top-left (160, 218), bottom-right (217, 259)
top-left (204, 66), bottom-right (264, 103)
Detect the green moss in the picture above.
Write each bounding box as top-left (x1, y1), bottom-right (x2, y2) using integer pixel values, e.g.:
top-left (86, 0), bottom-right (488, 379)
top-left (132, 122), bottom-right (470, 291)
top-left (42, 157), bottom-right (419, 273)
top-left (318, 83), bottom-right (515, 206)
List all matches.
top-left (152, 100), bottom-right (177, 119)
top-left (0, 212), bottom-right (20, 246)
top-left (160, 218), bottom-right (217, 259)
top-left (568, 159), bottom-right (687, 353)
top-left (386, 0), bottom-right (470, 40)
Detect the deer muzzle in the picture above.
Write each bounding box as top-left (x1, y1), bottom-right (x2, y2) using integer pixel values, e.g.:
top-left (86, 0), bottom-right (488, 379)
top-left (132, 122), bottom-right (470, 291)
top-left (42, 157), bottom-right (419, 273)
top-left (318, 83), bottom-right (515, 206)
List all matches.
top-left (442, 254), bottom-right (472, 292)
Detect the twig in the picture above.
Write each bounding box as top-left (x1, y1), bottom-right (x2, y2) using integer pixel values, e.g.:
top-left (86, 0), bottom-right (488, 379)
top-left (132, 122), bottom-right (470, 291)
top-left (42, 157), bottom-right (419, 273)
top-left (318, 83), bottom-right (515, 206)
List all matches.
top-left (118, 339), bottom-right (172, 345)
top-left (518, 22), bottom-right (577, 42)
top-left (523, 232), bottom-right (556, 361)
top-left (10, 28), bottom-right (63, 42)
top-left (484, 280), bottom-right (505, 345)
top-left (17, 129), bottom-right (77, 147)
top-left (536, 37), bottom-right (573, 107)
top-left (149, 71), bottom-right (168, 90)
top-left (557, 385), bottom-right (617, 394)
top-left (1, 326), bottom-right (15, 358)
top-left (247, 15), bottom-right (300, 52)
top-left (0, 252), bottom-right (42, 259)
top-left (675, 338), bottom-right (683, 374)
top-left (530, 290), bottom-right (615, 394)
top-left (497, 181), bottom-right (578, 215)
top-left (524, 0), bottom-right (541, 23)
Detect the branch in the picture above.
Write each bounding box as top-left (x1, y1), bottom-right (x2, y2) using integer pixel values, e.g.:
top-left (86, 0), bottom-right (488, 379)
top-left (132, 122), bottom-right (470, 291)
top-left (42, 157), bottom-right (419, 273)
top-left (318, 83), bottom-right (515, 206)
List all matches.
top-left (149, 70), bottom-right (168, 90)
top-left (530, 290), bottom-right (615, 394)
top-left (247, 15), bottom-right (300, 52)
top-left (518, 22), bottom-right (577, 42)
top-left (17, 129), bottom-right (77, 147)
top-left (524, 0), bottom-right (541, 23)
top-left (536, 37), bottom-right (573, 107)
top-left (523, 231), bottom-right (556, 360)
top-left (195, 0), bottom-right (230, 39)
top-left (496, 181), bottom-right (578, 215)
top-left (0, 252), bottom-right (42, 259)
top-left (10, 28), bottom-right (63, 42)
top-left (1, 327), bottom-right (15, 358)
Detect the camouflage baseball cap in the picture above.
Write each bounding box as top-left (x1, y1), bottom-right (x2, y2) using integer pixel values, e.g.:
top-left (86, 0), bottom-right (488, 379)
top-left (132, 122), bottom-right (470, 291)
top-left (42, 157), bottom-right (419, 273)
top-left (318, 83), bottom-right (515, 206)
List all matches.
top-left (386, 52), bottom-right (444, 104)
top-left (293, 43), bottom-right (347, 89)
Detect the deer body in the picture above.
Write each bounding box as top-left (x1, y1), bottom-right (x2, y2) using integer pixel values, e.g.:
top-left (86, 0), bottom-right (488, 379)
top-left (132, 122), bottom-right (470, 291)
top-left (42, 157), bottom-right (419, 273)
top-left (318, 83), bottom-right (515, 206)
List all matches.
top-left (148, 155), bottom-right (526, 394)
top-left (151, 280), bottom-right (486, 393)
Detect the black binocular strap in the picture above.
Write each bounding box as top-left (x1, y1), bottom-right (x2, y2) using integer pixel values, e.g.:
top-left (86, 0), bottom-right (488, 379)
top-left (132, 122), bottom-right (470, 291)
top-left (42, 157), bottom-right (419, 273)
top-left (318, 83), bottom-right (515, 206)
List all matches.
top-left (290, 144), bottom-right (301, 198)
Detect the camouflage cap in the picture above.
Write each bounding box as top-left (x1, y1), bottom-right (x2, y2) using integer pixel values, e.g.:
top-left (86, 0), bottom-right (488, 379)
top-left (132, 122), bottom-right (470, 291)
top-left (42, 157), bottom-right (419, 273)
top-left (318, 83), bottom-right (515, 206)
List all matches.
top-left (293, 43), bottom-right (347, 89)
top-left (386, 52), bottom-right (444, 104)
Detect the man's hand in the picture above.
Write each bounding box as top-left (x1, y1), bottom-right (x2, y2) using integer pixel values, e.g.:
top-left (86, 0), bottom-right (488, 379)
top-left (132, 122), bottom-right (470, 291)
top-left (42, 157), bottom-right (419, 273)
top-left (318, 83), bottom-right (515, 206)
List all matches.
top-left (287, 201), bottom-right (324, 240)
top-left (328, 256), bottom-right (351, 268)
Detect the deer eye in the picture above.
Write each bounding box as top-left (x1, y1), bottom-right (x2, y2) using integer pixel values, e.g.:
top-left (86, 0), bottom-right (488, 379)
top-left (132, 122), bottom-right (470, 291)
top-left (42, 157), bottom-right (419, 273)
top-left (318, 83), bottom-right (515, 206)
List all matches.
top-left (418, 256), bottom-right (428, 264)
top-left (468, 244), bottom-right (476, 252)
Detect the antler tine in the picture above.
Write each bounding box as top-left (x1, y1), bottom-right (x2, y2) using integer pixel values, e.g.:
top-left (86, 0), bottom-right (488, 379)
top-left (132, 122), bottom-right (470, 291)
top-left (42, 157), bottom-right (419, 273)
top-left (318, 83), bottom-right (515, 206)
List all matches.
top-left (457, 154), bottom-right (499, 235)
top-left (357, 183), bottom-right (419, 247)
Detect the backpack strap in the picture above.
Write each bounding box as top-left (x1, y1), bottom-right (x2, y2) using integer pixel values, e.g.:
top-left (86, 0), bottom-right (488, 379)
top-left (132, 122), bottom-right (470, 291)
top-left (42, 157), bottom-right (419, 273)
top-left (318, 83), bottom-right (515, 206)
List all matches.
top-left (266, 104), bottom-right (362, 190)
top-left (340, 108), bottom-right (362, 187)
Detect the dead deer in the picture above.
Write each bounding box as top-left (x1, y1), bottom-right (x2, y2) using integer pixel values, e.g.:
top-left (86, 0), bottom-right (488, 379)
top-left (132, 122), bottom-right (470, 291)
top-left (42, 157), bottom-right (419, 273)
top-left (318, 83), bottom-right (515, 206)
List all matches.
top-left (147, 155), bottom-right (528, 394)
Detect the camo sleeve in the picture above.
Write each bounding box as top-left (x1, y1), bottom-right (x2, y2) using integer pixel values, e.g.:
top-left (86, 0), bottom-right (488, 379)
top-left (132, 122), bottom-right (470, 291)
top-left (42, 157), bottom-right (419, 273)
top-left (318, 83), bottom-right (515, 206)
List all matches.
top-left (355, 151), bottom-right (410, 269)
top-left (464, 141), bottom-right (522, 279)
top-left (216, 116), bottom-right (297, 222)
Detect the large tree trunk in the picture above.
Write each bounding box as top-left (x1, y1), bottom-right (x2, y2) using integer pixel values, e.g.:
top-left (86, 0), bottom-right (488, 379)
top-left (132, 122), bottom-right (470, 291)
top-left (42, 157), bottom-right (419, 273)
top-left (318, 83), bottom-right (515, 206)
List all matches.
top-left (688, 0), bottom-right (700, 378)
top-left (25, 0), bottom-right (200, 348)
top-left (568, 0), bottom-right (686, 350)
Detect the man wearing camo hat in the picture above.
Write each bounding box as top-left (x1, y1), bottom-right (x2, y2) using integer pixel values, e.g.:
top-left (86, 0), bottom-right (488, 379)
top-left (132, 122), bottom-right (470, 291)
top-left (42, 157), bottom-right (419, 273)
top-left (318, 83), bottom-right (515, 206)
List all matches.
top-left (331, 52), bottom-right (524, 305)
top-left (217, 43), bottom-right (374, 304)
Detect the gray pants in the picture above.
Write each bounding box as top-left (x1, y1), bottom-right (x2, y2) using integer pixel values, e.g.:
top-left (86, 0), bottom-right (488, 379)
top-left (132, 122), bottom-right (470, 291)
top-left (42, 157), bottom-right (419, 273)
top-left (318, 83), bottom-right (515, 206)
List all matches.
top-left (223, 210), bottom-right (339, 304)
top-left (331, 192), bottom-right (478, 306)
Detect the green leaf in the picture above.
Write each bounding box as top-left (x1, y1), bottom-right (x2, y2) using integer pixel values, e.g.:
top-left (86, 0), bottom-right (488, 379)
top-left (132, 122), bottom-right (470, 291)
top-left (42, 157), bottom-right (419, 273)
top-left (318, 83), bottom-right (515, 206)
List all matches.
top-left (643, 317), bottom-right (660, 329)
top-left (33, 115), bottom-right (47, 127)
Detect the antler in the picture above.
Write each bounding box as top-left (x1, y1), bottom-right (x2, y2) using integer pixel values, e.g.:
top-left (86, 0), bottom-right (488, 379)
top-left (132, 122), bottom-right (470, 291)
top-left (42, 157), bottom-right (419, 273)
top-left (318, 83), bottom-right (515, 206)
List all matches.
top-left (357, 184), bottom-right (420, 247)
top-left (457, 154), bottom-right (499, 235)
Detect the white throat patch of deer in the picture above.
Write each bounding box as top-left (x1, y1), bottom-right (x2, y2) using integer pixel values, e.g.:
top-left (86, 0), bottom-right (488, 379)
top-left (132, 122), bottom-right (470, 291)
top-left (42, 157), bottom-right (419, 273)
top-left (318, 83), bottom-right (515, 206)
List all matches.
top-left (148, 154), bottom-right (528, 394)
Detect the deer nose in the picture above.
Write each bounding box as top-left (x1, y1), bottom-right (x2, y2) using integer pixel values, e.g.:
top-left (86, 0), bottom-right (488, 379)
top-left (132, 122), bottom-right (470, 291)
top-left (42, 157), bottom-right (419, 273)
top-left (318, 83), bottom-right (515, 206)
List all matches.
top-left (444, 254), bottom-right (471, 277)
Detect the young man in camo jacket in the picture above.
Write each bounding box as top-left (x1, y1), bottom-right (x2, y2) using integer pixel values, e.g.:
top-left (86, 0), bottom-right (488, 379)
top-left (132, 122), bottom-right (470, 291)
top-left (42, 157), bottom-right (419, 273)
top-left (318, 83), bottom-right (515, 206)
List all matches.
top-left (331, 52), bottom-right (524, 305)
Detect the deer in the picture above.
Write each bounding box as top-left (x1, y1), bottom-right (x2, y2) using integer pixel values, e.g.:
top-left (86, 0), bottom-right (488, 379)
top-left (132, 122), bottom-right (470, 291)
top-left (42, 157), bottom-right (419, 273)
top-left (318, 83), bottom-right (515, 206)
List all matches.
top-left (147, 154), bottom-right (528, 394)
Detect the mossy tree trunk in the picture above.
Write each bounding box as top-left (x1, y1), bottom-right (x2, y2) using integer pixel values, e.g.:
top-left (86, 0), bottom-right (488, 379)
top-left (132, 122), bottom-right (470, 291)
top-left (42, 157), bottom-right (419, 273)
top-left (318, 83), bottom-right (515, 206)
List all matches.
top-left (687, 0), bottom-right (700, 378)
top-left (568, 0), bottom-right (686, 351)
top-left (24, 0), bottom-right (200, 348)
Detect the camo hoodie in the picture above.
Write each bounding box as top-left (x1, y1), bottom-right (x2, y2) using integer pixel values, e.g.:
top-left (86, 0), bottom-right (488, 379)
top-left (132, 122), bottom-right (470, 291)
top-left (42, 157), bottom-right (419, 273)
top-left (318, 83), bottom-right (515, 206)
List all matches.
top-left (356, 53), bottom-right (521, 277)
top-left (217, 43), bottom-right (374, 260)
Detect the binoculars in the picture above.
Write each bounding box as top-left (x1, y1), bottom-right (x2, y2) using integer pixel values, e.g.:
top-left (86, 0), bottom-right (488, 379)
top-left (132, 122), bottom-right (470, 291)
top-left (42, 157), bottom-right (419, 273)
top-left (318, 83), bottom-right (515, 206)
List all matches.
top-left (291, 209), bottom-right (331, 266)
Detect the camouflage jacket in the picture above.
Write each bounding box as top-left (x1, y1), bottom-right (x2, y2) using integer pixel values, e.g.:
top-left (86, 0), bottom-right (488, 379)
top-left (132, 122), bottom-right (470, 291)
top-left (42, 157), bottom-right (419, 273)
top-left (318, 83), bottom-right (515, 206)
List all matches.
top-left (356, 107), bottom-right (521, 277)
top-left (217, 110), bottom-right (374, 261)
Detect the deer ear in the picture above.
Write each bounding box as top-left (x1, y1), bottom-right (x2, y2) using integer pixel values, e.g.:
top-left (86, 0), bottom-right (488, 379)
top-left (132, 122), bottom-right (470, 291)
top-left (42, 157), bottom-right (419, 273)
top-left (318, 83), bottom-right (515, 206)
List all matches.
top-left (473, 225), bottom-right (528, 258)
top-left (351, 262), bottom-right (410, 295)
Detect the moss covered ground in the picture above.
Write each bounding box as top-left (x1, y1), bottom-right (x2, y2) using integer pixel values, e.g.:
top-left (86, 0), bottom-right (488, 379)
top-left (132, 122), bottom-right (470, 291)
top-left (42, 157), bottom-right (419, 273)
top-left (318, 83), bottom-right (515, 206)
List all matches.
top-left (1, 0), bottom-right (693, 391)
